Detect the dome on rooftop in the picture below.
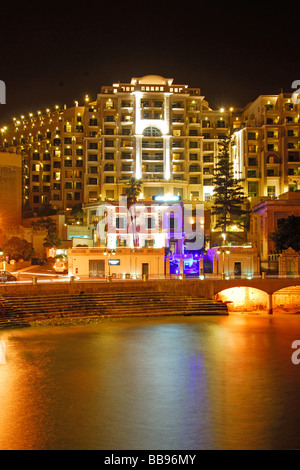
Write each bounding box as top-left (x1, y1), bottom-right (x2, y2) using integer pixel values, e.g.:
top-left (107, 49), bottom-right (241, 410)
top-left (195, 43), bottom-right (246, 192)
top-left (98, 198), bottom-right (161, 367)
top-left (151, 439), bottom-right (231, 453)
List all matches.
top-left (131, 75), bottom-right (174, 86)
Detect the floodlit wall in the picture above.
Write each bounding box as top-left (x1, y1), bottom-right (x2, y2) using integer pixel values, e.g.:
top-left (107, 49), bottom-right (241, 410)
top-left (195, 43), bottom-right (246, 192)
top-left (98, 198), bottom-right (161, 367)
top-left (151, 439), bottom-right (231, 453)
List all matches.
top-left (68, 247), bottom-right (166, 279)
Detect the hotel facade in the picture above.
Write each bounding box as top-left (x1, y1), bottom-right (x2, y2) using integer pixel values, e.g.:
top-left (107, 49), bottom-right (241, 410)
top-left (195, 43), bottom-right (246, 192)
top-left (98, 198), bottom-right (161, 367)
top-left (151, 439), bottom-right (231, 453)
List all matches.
top-left (0, 75), bottom-right (299, 214)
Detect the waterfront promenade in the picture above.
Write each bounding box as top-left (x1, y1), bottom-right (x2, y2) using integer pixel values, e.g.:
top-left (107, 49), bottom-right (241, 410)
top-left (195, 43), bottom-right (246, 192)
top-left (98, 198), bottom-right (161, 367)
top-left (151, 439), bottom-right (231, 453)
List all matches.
top-left (0, 276), bottom-right (299, 327)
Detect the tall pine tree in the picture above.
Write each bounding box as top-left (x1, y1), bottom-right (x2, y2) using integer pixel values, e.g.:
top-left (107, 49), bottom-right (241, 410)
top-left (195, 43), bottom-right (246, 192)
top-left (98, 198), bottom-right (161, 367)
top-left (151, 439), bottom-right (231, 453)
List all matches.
top-left (211, 137), bottom-right (248, 237)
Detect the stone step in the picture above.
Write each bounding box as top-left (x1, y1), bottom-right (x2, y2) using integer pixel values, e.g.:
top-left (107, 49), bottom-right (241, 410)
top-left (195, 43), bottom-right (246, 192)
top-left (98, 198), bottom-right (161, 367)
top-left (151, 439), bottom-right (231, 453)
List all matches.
top-left (1, 295), bottom-right (225, 310)
top-left (2, 293), bottom-right (209, 304)
top-left (2, 307), bottom-right (227, 318)
top-left (2, 299), bottom-right (216, 308)
top-left (0, 290), bottom-right (228, 329)
top-left (3, 306), bottom-right (225, 317)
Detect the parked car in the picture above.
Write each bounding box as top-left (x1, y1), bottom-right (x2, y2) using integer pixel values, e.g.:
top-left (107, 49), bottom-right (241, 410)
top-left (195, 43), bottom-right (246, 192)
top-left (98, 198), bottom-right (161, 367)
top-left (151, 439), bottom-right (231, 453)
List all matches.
top-left (31, 257), bottom-right (46, 266)
top-left (53, 260), bottom-right (68, 274)
top-left (0, 271), bottom-right (17, 283)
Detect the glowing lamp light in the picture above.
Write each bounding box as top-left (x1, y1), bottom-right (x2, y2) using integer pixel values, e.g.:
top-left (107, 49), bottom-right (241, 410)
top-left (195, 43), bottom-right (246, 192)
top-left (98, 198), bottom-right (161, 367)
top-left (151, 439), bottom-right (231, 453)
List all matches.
top-left (152, 195), bottom-right (181, 202)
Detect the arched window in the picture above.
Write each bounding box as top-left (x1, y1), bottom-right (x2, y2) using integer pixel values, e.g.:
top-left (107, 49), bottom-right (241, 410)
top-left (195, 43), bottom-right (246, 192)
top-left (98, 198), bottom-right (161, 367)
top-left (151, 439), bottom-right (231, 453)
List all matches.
top-left (143, 126), bottom-right (162, 137)
top-left (267, 154), bottom-right (279, 164)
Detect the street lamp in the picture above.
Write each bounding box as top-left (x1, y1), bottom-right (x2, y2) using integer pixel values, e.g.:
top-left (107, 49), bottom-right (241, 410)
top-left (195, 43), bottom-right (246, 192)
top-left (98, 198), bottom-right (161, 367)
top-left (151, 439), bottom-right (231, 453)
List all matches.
top-left (103, 249), bottom-right (116, 280)
top-left (217, 245), bottom-right (231, 279)
top-left (91, 216), bottom-right (99, 246)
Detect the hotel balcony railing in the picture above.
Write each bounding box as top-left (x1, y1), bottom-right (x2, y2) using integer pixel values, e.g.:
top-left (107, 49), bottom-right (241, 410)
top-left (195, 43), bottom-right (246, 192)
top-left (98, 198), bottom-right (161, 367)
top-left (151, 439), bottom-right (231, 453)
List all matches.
top-left (121, 102), bottom-right (133, 108)
top-left (142, 175), bottom-right (165, 181)
top-left (172, 143), bottom-right (184, 148)
top-left (143, 167), bottom-right (164, 173)
top-left (142, 155), bottom-right (164, 161)
top-left (173, 176), bottom-right (186, 181)
top-left (121, 119), bottom-right (133, 124)
top-left (142, 142), bottom-right (163, 149)
top-left (189, 168), bottom-right (201, 172)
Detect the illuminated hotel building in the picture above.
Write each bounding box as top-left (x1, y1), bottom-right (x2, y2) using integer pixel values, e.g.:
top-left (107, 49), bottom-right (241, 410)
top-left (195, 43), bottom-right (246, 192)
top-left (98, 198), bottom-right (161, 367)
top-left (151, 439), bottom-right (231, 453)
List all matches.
top-left (0, 75), bottom-right (299, 213)
top-left (232, 93), bottom-right (300, 199)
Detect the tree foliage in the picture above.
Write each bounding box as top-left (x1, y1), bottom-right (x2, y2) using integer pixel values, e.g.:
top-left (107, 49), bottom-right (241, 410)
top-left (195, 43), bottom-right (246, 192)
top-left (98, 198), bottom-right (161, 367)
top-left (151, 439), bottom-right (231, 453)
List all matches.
top-left (31, 217), bottom-right (62, 248)
top-left (43, 231), bottom-right (62, 249)
top-left (3, 237), bottom-right (34, 261)
top-left (36, 203), bottom-right (58, 217)
top-left (211, 137), bottom-right (248, 234)
top-left (31, 217), bottom-right (56, 232)
top-left (270, 215), bottom-right (300, 252)
top-left (124, 177), bottom-right (143, 206)
top-left (69, 203), bottom-right (84, 221)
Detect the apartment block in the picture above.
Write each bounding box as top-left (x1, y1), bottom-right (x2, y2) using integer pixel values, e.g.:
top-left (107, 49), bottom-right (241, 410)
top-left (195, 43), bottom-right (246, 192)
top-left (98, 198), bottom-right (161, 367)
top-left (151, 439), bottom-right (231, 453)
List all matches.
top-left (232, 94), bottom-right (300, 200)
top-left (0, 75), bottom-right (238, 212)
top-left (0, 75), bottom-right (299, 216)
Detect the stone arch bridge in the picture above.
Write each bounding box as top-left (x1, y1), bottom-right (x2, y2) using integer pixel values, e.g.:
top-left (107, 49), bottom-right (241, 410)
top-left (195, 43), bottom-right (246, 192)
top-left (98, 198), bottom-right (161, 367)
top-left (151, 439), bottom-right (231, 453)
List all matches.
top-left (155, 277), bottom-right (300, 314)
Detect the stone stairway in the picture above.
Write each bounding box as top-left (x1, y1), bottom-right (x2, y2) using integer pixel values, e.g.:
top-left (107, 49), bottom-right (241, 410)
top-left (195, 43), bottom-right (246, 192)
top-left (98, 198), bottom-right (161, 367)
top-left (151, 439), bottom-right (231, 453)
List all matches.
top-left (0, 291), bottom-right (228, 329)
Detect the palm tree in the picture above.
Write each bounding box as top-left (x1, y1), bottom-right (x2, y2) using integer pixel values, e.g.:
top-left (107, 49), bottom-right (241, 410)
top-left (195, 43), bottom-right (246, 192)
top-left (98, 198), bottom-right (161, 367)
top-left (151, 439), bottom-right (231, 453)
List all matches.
top-left (124, 177), bottom-right (142, 247)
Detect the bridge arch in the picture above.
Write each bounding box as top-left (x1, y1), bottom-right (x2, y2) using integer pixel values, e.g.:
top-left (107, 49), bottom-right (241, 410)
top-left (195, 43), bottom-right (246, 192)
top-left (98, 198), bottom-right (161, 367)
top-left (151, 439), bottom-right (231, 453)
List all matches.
top-left (273, 286), bottom-right (300, 314)
top-left (215, 286), bottom-right (269, 313)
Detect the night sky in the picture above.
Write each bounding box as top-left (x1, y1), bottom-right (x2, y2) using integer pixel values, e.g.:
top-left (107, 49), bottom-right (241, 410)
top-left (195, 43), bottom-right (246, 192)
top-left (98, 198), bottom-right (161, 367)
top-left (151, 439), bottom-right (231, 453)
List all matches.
top-left (0, 3), bottom-right (298, 126)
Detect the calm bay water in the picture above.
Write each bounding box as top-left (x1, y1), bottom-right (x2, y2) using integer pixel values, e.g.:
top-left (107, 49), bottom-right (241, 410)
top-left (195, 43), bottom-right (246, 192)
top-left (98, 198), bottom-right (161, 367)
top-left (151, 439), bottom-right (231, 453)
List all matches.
top-left (0, 314), bottom-right (300, 450)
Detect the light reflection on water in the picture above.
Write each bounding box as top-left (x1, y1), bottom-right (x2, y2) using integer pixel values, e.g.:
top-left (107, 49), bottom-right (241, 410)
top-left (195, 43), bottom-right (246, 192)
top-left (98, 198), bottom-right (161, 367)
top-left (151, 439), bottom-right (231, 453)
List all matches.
top-left (0, 314), bottom-right (300, 450)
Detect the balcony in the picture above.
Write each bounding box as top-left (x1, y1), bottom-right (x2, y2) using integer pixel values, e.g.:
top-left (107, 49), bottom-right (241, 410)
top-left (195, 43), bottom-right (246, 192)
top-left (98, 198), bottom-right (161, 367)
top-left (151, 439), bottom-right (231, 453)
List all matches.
top-left (142, 154), bottom-right (164, 161)
top-left (143, 165), bottom-right (164, 173)
top-left (121, 141), bottom-right (133, 149)
top-left (105, 117), bottom-right (116, 124)
top-left (172, 165), bottom-right (184, 173)
top-left (172, 103), bottom-right (184, 109)
top-left (173, 154), bottom-right (184, 162)
top-left (121, 102), bottom-right (133, 108)
top-left (172, 117), bottom-right (184, 124)
top-left (189, 165), bottom-right (201, 173)
top-left (121, 165), bottom-right (133, 172)
top-left (172, 142), bottom-right (184, 149)
top-left (121, 119), bottom-right (133, 125)
top-left (288, 151), bottom-right (300, 162)
top-left (142, 142), bottom-right (163, 149)
top-left (104, 164), bottom-right (116, 172)
top-left (266, 170), bottom-right (281, 177)
top-left (142, 175), bottom-right (164, 181)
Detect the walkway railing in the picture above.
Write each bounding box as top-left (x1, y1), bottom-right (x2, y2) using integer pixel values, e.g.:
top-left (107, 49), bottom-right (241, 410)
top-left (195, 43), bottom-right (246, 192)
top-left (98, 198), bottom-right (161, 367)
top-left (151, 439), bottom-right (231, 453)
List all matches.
top-left (0, 273), bottom-right (300, 285)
